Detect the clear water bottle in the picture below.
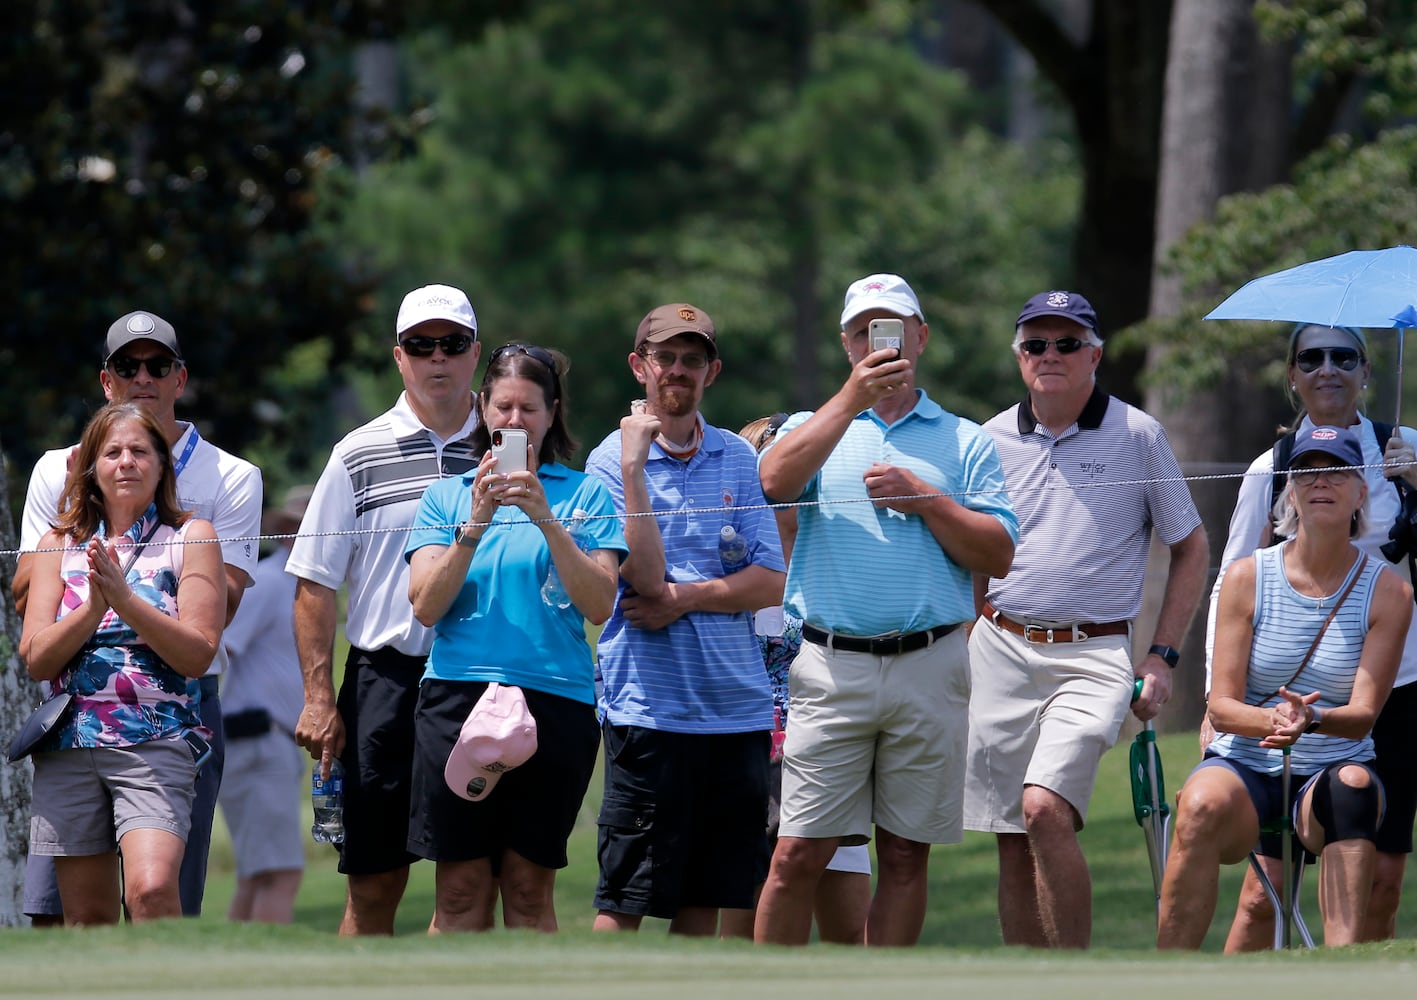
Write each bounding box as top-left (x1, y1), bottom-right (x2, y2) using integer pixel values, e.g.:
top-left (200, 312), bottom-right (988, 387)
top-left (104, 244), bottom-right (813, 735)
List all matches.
top-left (311, 759), bottom-right (345, 844)
top-left (719, 524), bottom-right (750, 573)
top-left (541, 509), bottom-right (592, 609)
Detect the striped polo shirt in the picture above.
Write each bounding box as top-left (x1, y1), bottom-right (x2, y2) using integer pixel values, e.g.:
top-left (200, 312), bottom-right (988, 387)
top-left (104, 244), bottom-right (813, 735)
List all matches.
top-left (287, 392), bottom-right (479, 656)
top-left (983, 387), bottom-right (1201, 623)
top-left (1209, 543), bottom-right (1380, 776)
top-left (768, 390), bottom-right (1019, 636)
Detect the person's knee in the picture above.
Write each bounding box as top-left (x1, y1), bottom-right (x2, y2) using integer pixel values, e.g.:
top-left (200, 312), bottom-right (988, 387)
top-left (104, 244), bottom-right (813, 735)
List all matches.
top-left (1311, 764), bottom-right (1383, 846)
top-left (348, 870), bottom-right (407, 912)
top-left (874, 832), bottom-right (929, 881)
top-left (125, 878), bottom-right (180, 920)
top-left (499, 868), bottom-right (552, 922)
top-left (770, 838), bottom-right (837, 882)
top-left (1174, 780), bottom-right (1238, 841)
top-left (1021, 785), bottom-right (1079, 837)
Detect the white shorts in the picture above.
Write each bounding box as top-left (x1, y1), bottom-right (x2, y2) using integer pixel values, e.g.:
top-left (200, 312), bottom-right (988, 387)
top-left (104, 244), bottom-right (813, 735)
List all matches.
top-left (963, 617), bottom-right (1133, 833)
top-left (826, 843), bottom-right (872, 875)
top-left (218, 729), bottom-right (306, 878)
top-left (778, 628), bottom-right (970, 846)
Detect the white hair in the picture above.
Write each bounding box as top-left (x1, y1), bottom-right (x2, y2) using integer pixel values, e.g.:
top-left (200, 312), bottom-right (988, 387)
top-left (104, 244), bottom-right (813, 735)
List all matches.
top-left (1272, 476), bottom-right (1369, 539)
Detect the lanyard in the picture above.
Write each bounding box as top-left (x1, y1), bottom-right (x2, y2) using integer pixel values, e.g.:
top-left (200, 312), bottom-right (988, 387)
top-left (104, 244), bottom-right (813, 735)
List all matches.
top-left (172, 426), bottom-right (200, 479)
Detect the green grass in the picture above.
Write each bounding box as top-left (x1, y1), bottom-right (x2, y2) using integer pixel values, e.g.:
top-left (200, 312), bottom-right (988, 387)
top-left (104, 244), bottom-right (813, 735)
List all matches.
top-left (5, 731), bottom-right (1417, 998)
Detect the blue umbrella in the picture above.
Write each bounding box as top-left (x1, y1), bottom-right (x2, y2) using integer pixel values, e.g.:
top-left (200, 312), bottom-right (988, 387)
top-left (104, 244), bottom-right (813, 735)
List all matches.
top-left (1205, 245), bottom-right (1417, 422)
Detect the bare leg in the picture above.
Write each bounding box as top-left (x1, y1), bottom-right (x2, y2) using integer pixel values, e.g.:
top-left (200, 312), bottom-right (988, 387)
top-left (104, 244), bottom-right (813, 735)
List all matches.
top-left (230, 869), bottom-right (303, 924)
top-left (1296, 764), bottom-right (1381, 947)
top-left (754, 836), bottom-right (838, 945)
top-left (814, 870), bottom-right (870, 945)
top-left (117, 828), bottom-right (186, 922)
top-left (54, 853), bottom-right (122, 926)
top-left (593, 910), bottom-right (644, 931)
top-left (669, 906), bottom-right (719, 937)
top-left (995, 832), bottom-right (1047, 946)
top-left (1223, 861), bottom-right (1279, 953)
top-left (428, 858), bottom-right (497, 933)
top-left (1157, 767), bottom-right (1258, 950)
top-left (718, 898), bottom-right (759, 940)
top-left (1363, 852), bottom-right (1406, 941)
top-left (499, 851), bottom-right (558, 932)
top-left (341, 867), bottom-right (409, 936)
top-left (866, 828), bottom-right (930, 947)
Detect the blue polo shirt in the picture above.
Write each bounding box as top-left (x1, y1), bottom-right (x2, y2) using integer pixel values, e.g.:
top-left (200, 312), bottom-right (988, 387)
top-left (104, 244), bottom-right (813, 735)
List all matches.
top-left (404, 462), bottom-right (627, 705)
top-left (586, 423), bottom-right (784, 734)
top-left (765, 390), bottom-right (1018, 636)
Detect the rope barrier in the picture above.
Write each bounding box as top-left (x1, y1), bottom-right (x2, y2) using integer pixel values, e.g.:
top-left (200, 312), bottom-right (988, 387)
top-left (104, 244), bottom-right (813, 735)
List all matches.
top-left (0, 459), bottom-right (1400, 560)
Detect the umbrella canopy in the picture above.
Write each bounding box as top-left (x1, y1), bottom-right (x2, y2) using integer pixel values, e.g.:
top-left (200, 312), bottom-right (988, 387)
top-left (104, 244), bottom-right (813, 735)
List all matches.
top-left (1205, 244), bottom-right (1417, 329)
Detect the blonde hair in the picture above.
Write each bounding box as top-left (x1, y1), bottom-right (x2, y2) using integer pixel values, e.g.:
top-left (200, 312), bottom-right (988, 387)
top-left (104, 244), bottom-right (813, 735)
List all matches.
top-left (739, 413), bottom-right (790, 453)
top-left (1271, 476), bottom-right (1369, 540)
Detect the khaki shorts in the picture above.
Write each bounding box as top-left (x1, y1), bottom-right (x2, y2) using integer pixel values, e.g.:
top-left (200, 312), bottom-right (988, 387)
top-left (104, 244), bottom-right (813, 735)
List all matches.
top-left (219, 730), bottom-right (307, 878)
top-left (963, 618), bottom-right (1132, 833)
top-left (778, 628), bottom-right (970, 846)
top-left (30, 739), bottom-right (198, 855)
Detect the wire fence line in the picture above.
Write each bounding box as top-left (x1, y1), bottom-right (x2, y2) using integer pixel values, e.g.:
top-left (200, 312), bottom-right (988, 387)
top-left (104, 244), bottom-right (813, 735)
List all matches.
top-left (1, 458), bottom-right (1392, 560)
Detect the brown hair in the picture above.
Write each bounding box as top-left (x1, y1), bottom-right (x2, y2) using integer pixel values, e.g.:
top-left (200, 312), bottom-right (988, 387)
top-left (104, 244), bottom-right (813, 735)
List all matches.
top-left (54, 402), bottom-right (189, 542)
top-left (470, 344), bottom-right (578, 464)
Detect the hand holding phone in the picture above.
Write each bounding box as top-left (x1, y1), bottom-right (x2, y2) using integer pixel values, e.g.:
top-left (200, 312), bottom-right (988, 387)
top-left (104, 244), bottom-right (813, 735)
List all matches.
top-left (869, 318), bottom-right (904, 360)
top-left (490, 428), bottom-right (529, 475)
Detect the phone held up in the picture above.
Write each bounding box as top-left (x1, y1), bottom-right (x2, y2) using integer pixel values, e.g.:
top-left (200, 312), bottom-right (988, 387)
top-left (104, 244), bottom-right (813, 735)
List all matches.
top-left (868, 317), bottom-right (903, 361)
top-left (490, 427), bottom-right (529, 475)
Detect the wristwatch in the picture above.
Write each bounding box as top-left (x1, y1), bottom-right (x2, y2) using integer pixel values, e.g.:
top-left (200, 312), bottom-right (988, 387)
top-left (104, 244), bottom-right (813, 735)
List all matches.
top-left (1148, 643), bottom-right (1181, 669)
top-left (454, 524), bottom-right (478, 549)
top-left (1305, 707), bottom-right (1324, 734)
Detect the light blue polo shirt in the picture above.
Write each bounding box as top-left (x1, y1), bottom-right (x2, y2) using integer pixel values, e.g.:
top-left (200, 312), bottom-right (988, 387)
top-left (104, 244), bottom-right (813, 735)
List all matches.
top-left (764, 390), bottom-right (1018, 636)
top-left (586, 423), bottom-right (784, 734)
top-left (404, 462), bottom-right (627, 705)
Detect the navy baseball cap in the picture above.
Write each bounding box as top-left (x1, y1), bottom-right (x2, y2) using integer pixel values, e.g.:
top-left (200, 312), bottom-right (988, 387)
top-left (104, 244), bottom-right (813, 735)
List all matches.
top-left (1286, 424), bottom-right (1363, 472)
top-left (1016, 290), bottom-right (1100, 338)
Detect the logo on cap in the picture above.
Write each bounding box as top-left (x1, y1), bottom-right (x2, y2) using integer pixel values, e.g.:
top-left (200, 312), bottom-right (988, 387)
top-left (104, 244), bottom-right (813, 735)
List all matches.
top-left (1313, 428), bottom-right (1338, 440)
top-left (865, 282), bottom-right (886, 293)
top-left (127, 314), bottom-right (157, 335)
top-left (1046, 292), bottom-right (1070, 308)
top-left (678, 307), bottom-right (696, 322)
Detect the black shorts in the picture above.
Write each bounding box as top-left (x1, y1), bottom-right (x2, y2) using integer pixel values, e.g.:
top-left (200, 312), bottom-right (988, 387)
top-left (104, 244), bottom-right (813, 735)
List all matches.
top-left (335, 646), bottom-right (424, 876)
top-left (594, 724), bottom-right (770, 919)
top-left (407, 679), bottom-right (599, 870)
top-left (1372, 679), bottom-right (1417, 854)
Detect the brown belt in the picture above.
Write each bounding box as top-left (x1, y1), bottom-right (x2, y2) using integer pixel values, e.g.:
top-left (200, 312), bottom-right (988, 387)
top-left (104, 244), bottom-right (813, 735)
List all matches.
top-left (981, 600), bottom-right (1130, 644)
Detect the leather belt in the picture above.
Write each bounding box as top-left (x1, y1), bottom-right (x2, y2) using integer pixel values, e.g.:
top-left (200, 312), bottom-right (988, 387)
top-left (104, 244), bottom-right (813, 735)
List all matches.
top-left (981, 600), bottom-right (1129, 643)
top-left (802, 622), bottom-right (959, 656)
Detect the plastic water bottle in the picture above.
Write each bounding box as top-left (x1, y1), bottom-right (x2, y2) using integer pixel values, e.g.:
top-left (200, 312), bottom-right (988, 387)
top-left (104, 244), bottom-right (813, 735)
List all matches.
top-left (719, 524), bottom-right (750, 573)
top-left (311, 759), bottom-right (345, 845)
top-left (541, 509), bottom-right (592, 609)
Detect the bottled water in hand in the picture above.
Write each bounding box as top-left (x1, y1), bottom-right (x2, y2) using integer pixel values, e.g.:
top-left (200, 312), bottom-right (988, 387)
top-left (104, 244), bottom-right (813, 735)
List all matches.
top-left (311, 759), bottom-right (345, 844)
top-left (719, 525), bottom-right (750, 573)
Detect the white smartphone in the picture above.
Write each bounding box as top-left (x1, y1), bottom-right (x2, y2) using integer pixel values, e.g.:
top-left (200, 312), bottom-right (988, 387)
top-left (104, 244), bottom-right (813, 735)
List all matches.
top-left (490, 428), bottom-right (529, 474)
top-left (869, 317), bottom-right (903, 358)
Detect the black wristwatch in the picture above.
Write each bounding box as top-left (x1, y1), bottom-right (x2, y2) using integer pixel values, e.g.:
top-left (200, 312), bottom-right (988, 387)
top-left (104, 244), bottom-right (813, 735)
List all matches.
top-left (1305, 707), bottom-right (1324, 734)
top-left (454, 524), bottom-right (478, 549)
top-left (1148, 644), bottom-right (1181, 669)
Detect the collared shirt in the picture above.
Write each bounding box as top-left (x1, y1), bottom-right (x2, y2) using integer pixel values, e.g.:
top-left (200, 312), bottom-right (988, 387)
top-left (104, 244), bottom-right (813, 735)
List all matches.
top-left (586, 421), bottom-right (784, 734)
top-left (982, 386), bottom-right (1201, 623)
top-left (287, 392), bottom-right (479, 656)
top-left (767, 390), bottom-right (1018, 636)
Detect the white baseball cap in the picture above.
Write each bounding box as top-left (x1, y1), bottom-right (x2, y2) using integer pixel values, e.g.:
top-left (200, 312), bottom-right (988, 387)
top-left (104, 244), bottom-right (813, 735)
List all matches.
top-left (395, 284), bottom-right (477, 339)
top-left (840, 273), bottom-right (924, 327)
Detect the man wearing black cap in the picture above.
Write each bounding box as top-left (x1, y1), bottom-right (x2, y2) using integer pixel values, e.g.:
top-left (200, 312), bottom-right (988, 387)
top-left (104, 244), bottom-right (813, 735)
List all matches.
top-left (585, 303), bottom-right (785, 935)
top-left (15, 309), bottom-right (263, 921)
top-left (963, 290), bottom-right (1208, 948)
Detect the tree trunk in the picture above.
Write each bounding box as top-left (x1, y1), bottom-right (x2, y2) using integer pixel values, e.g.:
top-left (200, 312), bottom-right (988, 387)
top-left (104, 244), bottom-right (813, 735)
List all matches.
top-left (1140, 0), bottom-right (1292, 732)
top-left (0, 443), bottom-right (35, 925)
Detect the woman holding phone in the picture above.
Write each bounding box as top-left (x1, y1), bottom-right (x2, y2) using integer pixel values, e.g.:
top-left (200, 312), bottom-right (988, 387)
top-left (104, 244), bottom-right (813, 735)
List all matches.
top-left (20, 401), bottom-right (225, 925)
top-left (405, 342), bottom-right (626, 933)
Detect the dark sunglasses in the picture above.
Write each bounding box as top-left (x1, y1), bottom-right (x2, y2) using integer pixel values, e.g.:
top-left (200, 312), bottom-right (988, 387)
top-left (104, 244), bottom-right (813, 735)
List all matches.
top-left (489, 342), bottom-right (557, 371)
top-left (399, 332), bottom-right (476, 357)
top-left (1295, 347), bottom-right (1363, 373)
top-left (1018, 336), bottom-right (1088, 356)
top-left (107, 355), bottom-right (180, 379)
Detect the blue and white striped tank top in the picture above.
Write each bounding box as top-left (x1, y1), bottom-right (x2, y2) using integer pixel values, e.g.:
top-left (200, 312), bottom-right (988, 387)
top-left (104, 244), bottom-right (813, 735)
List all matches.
top-left (1210, 542), bottom-right (1380, 776)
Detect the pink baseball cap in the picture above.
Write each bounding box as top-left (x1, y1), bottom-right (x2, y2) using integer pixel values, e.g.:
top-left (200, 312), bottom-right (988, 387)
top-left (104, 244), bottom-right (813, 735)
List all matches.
top-left (444, 683), bottom-right (538, 802)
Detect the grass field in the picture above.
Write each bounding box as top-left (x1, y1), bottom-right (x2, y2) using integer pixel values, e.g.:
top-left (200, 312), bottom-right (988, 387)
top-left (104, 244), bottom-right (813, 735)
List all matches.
top-left (4, 731), bottom-right (1417, 997)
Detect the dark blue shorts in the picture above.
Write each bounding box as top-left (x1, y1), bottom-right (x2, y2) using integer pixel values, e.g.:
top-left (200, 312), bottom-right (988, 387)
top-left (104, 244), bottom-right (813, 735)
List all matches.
top-left (594, 724), bottom-right (769, 919)
top-left (1371, 679), bottom-right (1417, 854)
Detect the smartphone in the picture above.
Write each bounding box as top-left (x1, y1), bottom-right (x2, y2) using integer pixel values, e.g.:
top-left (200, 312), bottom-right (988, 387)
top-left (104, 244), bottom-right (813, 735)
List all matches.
top-left (490, 428), bottom-right (529, 474)
top-left (869, 317), bottom-right (903, 359)
top-left (180, 730), bottom-right (214, 772)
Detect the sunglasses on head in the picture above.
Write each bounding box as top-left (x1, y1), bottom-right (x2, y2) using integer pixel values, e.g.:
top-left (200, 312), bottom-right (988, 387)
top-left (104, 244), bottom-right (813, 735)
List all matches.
top-left (107, 355), bottom-right (180, 379)
top-left (399, 331), bottom-right (476, 357)
top-left (1295, 347), bottom-right (1363, 373)
top-left (489, 342), bottom-right (557, 371)
top-left (1018, 336), bottom-right (1088, 356)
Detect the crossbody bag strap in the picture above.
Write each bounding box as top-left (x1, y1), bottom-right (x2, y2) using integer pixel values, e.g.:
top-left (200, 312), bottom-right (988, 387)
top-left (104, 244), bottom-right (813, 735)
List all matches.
top-left (1263, 553), bottom-right (1368, 702)
top-left (117, 518), bottom-right (163, 576)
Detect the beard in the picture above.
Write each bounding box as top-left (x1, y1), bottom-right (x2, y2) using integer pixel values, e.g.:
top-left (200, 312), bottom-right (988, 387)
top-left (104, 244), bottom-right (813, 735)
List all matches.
top-left (653, 380), bottom-right (697, 417)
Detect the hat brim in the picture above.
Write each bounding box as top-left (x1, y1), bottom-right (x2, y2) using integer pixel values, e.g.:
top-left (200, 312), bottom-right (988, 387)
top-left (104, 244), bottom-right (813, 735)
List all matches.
top-left (1015, 308), bottom-right (1097, 333)
top-left (639, 329), bottom-right (717, 354)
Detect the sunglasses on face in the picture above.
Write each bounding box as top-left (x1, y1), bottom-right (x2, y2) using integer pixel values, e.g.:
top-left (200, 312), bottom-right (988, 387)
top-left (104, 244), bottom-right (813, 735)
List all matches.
top-left (399, 332), bottom-right (476, 357)
top-left (1290, 465), bottom-right (1358, 486)
top-left (107, 355), bottom-right (180, 379)
top-left (640, 349), bottom-right (710, 370)
top-left (1018, 336), bottom-right (1088, 356)
top-left (1294, 347), bottom-right (1363, 373)
top-left (489, 342), bottom-right (557, 370)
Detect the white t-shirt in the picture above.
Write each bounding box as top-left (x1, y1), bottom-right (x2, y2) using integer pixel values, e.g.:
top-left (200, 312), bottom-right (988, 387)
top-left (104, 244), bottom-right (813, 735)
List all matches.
top-left (285, 393), bottom-right (479, 656)
top-left (20, 422), bottom-right (263, 677)
top-left (221, 547), bottom-right (303, 731)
